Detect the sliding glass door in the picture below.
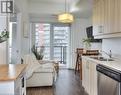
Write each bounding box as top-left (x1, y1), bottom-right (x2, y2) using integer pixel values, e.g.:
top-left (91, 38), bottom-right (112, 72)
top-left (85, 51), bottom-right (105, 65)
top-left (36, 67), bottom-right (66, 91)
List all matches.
top-left (53, 25), bottom-right (69, 64)
top-left (33, 23), bottom-right (70, 65)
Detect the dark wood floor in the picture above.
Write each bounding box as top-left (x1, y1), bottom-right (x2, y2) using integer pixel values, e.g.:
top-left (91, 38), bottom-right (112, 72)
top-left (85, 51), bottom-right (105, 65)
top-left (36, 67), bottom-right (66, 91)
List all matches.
top-left (27, 69), bottom-right (88, 95)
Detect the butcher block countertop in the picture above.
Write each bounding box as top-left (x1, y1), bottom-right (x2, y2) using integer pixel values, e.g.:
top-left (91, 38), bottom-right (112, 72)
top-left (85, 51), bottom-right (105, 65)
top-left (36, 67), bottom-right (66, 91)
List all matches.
top-left (0, 64), bottom-right (27, 81)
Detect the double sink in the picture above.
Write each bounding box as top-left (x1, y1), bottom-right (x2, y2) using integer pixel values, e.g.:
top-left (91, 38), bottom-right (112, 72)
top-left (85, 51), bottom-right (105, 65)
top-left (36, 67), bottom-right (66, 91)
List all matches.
top-left (90, 56), bottom-right (114, 61)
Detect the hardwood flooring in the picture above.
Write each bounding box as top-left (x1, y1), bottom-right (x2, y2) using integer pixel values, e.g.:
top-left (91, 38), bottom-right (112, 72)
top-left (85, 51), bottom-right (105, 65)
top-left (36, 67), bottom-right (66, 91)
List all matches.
top-left (27, 69), bottom-right (88, 95)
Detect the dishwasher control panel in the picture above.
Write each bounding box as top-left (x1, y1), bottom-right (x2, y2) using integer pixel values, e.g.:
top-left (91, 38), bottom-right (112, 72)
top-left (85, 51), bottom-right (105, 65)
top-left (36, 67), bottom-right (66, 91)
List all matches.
top-left (96, 64), bottom-right (121, 82)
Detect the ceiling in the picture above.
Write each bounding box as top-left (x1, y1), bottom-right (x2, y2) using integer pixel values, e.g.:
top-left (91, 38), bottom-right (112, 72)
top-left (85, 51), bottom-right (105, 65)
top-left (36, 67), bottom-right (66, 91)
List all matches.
top-left (29, 0), bottom-right (66, 4)
top-left (28, 0), bottom-right (93, 18)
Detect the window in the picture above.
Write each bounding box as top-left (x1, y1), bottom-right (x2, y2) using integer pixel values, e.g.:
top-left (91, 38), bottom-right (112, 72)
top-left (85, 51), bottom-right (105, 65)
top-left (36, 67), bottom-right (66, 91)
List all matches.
top-left (34, 23), bottom-right (70, 64)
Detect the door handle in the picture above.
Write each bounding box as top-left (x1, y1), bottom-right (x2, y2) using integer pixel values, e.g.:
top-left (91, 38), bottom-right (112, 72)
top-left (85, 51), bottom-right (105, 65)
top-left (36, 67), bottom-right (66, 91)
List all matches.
top-left (98, 26), bottom-right (104, 33)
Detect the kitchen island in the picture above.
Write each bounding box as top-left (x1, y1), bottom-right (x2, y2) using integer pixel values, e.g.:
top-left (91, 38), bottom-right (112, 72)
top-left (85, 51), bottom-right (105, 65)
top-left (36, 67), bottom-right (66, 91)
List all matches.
top-left (0, 64), bottom-right (27, 95)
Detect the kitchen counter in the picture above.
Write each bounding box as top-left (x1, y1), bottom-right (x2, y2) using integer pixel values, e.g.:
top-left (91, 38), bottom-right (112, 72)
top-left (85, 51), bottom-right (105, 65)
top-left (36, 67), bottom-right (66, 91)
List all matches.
top-left (0, 64), bottom-right (27, 81)
top-left (82, 55), bottom-right (121, 95)
top-left (82, 56), bottom-right (121, 71)
top-left (0, 64), bottom-right (27, 95)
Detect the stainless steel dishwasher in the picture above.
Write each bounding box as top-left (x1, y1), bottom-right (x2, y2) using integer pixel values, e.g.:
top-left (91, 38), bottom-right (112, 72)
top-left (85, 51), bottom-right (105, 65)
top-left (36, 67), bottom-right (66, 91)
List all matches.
top-left (96, 64), bottom-right (121, 95)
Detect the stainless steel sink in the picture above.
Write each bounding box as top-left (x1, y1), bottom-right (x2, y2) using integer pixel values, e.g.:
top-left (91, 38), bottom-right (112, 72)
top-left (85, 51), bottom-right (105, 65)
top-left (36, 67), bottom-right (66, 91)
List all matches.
top-left (90, 56), bottom-right (114, 61)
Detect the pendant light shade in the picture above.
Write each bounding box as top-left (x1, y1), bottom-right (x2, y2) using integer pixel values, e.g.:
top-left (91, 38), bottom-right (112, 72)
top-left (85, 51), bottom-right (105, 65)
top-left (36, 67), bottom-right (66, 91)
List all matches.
top-left (58, 0), bottom-right (74, 23)
top-left (58, 13), bottom-right (74, 23)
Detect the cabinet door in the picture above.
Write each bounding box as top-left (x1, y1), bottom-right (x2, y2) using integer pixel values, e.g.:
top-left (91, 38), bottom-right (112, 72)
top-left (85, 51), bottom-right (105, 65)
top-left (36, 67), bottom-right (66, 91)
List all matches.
top-left (15, 71), bottom-right (26, 95)
top-left (15, 77), bottom-right (21, 95)
top-left (85, 61), bottom-right (90, 94)
top-left (89, 62), bottom-right (94, 95)
top-left (109, 0), bottom-right (116, 33)
top-left (93, 63), bottom-right (98, 95)
top-left (119, 0), bottom-right (121, 32)
top-left (93, 0), bottom-right (121, 38)
top-left (82, 58), bottom-right (88, 89)
top-left (99, 0), bottom-right (105, 34)
top-left (82, 58), bottom-right (98, 95)
top-left (104, 0), bottom-right (109, 34)
top-left (89, 61), bottom-right (97, 95)
top-left (93, 2), bottom-right (98, 36)
top-left (114, 0), bottom-right (120, 33)
top-left (82, 58), bottom-right (86, 88)
top-left (105, 0), bottom-right (121, 34)
top-left (93, 0), bottom-right (104, 36)
top-left (82, 59), bottom-right (90, 94)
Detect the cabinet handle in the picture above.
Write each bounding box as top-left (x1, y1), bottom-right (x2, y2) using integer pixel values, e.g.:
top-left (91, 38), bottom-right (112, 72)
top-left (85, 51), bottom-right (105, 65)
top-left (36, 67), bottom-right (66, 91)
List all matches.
top-left (22, 77), bottom-right (24, 88)
top-left (98, 26), bottom-right (103, 33)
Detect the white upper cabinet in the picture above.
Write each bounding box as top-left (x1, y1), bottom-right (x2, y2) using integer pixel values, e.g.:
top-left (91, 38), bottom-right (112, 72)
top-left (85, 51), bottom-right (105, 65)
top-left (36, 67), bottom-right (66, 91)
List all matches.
top-left (93, 0), bottom-right (121, 38)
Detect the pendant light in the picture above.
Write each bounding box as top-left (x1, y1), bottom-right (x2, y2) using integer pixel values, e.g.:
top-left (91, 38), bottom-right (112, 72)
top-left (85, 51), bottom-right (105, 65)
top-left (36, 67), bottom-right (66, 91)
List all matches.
top-left (58, 0), bottom-right (74, 23)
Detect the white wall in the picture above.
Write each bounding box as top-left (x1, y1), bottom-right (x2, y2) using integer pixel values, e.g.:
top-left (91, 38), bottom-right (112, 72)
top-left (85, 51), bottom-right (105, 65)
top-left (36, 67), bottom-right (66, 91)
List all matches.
top-left (90, 43), bottom-right (102, 50)
top-left (29, 16), bottom-right (58, 23)
top-left (0, 10), bottom-right (7, 64)
top-left (28, 1), bottom-right (64, 15)
top-left (102, 38), bottom-right (121, 58)
top-left (68, 18), bottom-right (92, 69)
top-left (14, 0), bottom-right (30, 60)
top-left (0, 41), bottom-right (7, 64)
top-left (0, 16), bottom-right (7, 31)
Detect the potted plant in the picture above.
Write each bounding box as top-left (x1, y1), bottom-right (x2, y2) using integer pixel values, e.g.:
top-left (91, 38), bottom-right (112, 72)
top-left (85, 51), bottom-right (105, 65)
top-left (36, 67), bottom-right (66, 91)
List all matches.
top-left (31, 45), bottom-right (44, 60)
top-left (83, 38), bottom-right (92, 50)
top-left (0, 29), bottom-right (9, 43)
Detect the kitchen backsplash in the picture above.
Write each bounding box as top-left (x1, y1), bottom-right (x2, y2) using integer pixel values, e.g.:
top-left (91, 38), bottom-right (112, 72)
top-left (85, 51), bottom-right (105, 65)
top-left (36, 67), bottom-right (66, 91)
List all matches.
top-left (91, 42), bottom-right (102, 50)
top-left (102, 38), bottom-right (121, 59)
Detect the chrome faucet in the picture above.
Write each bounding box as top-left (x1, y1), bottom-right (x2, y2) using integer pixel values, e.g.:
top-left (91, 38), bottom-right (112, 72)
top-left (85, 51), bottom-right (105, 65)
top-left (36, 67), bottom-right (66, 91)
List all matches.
top-left (100, 50), bottom-right (112, 58)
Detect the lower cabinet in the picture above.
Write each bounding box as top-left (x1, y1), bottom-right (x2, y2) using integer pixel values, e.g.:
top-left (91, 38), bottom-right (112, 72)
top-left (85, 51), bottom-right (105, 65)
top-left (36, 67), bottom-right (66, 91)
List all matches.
top-left (90, 61), bottom-right (97, 95)
top-left (82, 57), bottom-right (98, 95)
top-left (15, 74), bottom-right (26, 95)
top-left (82, 58), bottom-right (90, 94)
top-left (0, 72), bottom-right (26, 95)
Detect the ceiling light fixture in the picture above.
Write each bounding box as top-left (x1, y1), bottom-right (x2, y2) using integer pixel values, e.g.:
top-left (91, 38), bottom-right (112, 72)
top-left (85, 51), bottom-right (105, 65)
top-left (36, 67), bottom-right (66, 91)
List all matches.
top-left (58, 0), bottom-right (74, 23)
